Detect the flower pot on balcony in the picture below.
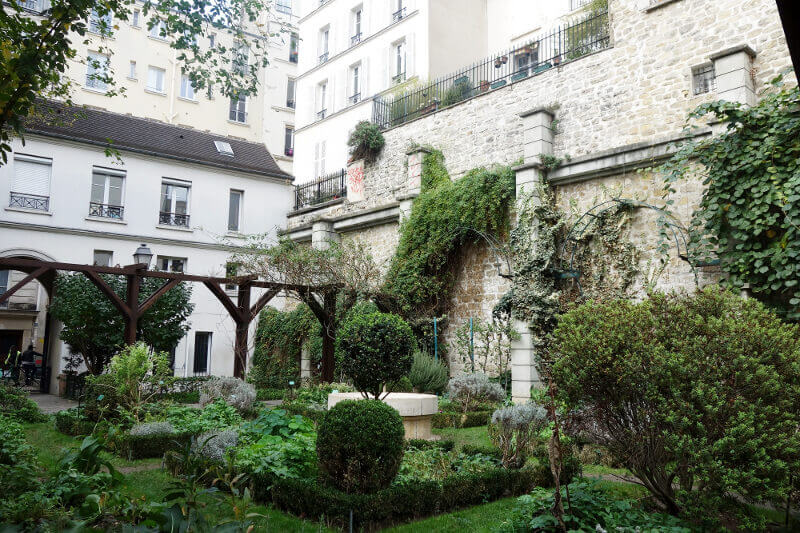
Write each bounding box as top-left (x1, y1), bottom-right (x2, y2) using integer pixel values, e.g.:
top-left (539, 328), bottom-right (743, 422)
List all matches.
top-left (480, 80), bottom-right (490, 92)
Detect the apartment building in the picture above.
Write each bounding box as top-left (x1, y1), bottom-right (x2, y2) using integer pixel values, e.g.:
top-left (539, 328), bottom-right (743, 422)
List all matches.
top-left (291, 0), bottom-right (582, 182)
top-left (17, 0), bottom-right (300, 175)
top-left (0, 103), bottom-right (293, 391)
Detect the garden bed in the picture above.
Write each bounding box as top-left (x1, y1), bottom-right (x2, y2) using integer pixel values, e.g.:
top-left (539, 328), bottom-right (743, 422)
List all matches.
top-left (432, 410), bottom-right (493, 429)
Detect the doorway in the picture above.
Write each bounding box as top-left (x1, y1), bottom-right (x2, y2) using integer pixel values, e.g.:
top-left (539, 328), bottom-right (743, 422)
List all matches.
top-left (0, 329), bottom-right (24, 370)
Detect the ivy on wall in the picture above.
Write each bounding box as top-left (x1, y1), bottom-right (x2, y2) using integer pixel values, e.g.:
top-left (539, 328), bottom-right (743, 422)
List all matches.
top-left (248, 305), bottom-right (319, 388)
top-left (658, 77), bottom-right (800, 319)
top-left (384, 151), bottom-right (515, 317)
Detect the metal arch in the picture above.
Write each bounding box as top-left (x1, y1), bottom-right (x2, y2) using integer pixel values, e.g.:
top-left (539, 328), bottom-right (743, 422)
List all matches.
top-left (557, 198), bottom-right (698, 291)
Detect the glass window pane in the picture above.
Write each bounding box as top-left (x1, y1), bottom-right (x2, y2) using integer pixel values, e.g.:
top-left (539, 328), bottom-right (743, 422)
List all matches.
top-left (228, 191), bottom-right (240, 231)
top-left (174, 185), bottom-right (188, 214)
top-left (91, 173), bottom-right (106, 203)
top-left (108, 176), bottom-right (123, 205)
top-left (161, 183), bottom-right (172, 212)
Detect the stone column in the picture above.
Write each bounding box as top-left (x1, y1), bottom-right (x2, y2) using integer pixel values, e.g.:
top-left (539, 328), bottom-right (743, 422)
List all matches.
top-left (311, 220), bottom-right (339, 250)
top-left (346, 159), bottom-right (365, 203)
top-left (405, 146), bottom-right (430, 195)
top-left (300, 342), bottom-right (311, 382)
top-left (710, 45), bottom-right (756, 106)
top-left (509, 107), bottom-right (554, 403)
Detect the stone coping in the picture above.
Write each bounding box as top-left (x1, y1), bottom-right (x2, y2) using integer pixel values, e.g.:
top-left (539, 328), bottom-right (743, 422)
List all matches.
top-left (328, 392), bottom-right (438, 417)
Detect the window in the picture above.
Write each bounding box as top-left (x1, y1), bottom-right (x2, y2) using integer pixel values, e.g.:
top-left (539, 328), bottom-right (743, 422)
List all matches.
top-left (193, 332), bottom-right (211, 375)
top-left (147, 66), bottom-right (166, 93)
top-left (314, 141), bottom-right (326, 178)
top-left (289, 32), bottom-right (299, 63)
top-left (286, 77), bottom-right (296, 108)
top-left (318, 27), bottom-right (329, 64)
top-left (93, 250), bottom-right (113, 267)
top-left (209, 33), bottom-right (216, 48)
top-left (128, 61), bottom-right (137, 79)
top-left (349, 63), bottom-right (361, 104)
top-left (392, 0), bottom-right (405, 22)
top-left (276, 0), bottom-right (291, 14)
top-left (159, 181), bottom-right (190, 226)
top-left (316, 82), bottom-right (327, 119)
top-left (149, 19), bottom-right (167, 39)
top-left (157, 256), bottom-right (186, 272)
top-left (10, 155), bottom-right (51, 211)
top-left (225, 262), bottom-right (239, 291)
top-left (351, 8), bottom-right (362, 44)
top-left (20, 0), bottom-right (39, 11)
top-left (214, 140), bottom-right (234, 156)
top-left (0, 271), bottom-right (8, 309)
top-left (284, 126), bottom-right (294, 157)
top-left (88, 8), bottom-right (111, 34)
top-left (393, 41), bottom-right (406, 83)
top-left (692, 64), bottom-right (716, 95)
top-left (86, 51), bottom-right (109, 91)
top-left (180, 75), bottom-right (195, 100)
top-left (89, 167), bottom-right (125, 219)
top-left (229, 92), bottom-right (247, 123)
top-left (132, 9), bottom-right (140, 27)
top-left (228, 190), bottom-right (242, 232)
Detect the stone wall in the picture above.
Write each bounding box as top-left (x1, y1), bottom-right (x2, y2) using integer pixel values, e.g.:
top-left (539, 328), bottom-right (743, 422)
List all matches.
top-left (283, 0), bottom-right (794, 393)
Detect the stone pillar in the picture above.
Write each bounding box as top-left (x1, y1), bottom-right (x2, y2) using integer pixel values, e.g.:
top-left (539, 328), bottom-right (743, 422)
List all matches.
top-left (311, 220), bottom-right (339, 250)
top-left (300, 342), bottom-right (311, 382)
top-left (509, 107), bottom-right (555, 403)
top-left (346, 159), bottom-right (365, 203)
top-left (710, 45), bottom-right (756, 106)
top-left (405, 146), bottom-right (430, 195)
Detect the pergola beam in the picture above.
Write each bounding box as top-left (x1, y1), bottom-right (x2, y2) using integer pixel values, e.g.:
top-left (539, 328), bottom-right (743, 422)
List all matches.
top-left (0, 266), bottom-right (50, 306)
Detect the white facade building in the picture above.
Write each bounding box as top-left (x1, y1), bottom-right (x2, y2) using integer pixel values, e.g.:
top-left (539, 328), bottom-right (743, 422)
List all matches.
top-left (292, 0), bottom-right (579, 183)
top-left (0, 103), bottom-right (293, 392)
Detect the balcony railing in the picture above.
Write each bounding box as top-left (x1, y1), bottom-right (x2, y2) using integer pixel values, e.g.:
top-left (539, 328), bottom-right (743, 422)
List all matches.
top-left (89, 202), bottom-right (124, 219)
top-left (294, 169), bottom-right (347, 211)
top-left (289, 51), bottom-right (298, 63)
top-left (286, 99), bottom-right (296, 109)
top-left (392, 72), bottom-right (406, 85)
top-left (318, 52), bottom-right (329, 64)
top-left (372, 9), bottom-right (609, 129)
top-left (351, 32), bottom-right (362, 46)
top-left (21, 0), bottom-right (40, 11)
top-left (9, 192), bottom-right (49, 211)
top-left (392, 7), bottom-right (406, 22)
top-left (349, 93), bottom-right (361, 105)
top-left (317, 109), bottom-right (327, 120)
top-left (159, 212), bottom-right (190, 227)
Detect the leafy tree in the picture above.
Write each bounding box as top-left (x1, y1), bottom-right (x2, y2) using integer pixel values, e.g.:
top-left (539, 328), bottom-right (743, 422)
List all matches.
top-left (0, 0), bottom-right (274, 165)
top-left (658, 77), bottom-right (800, 319)
top-left (49, 273), bottom-right (193, 374)
top-left (551, 288), bottom-right (800, 527)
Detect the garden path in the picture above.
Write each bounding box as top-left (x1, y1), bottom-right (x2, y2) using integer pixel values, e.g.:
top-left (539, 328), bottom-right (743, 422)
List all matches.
top-left (28, 392), bottom-right (77, 413)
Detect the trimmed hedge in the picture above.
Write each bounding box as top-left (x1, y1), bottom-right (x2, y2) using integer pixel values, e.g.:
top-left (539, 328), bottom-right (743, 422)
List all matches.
top-left (406, 439), bottom-right (455, 452)
top-left (256, 388), bottom-right (287, 401)
top-left (114, 431), bottom-right (194, 460)
top-left (53, 408), bottom-right (94, 436)
top-left (461, 444), bottom-right (502, 460)
top-left (431, 410), bottom-right (492, 429)
top-left (270, 467), bottom-right (538, 528)
top-left (282, 403), bottom-right (326, 424)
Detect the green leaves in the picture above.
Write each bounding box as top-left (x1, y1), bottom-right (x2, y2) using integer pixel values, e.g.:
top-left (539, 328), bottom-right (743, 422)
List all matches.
top-left (658, 79), bottom-right (800, 319)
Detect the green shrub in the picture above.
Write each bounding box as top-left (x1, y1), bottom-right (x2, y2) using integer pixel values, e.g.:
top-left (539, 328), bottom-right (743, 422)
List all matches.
top-left (448, 373), bottom-right (505, 413)
top-left (317, 399), bottom-right (405, 493)
top-left (292, 382), bottom-right (354, 406)
top-left (498, 481), bottom-right (691, 532)
top-left (115, 429), bottom-right (193, 460)
top-left (83, 373), bottom-right (122, 421)
top-left (53, 407), bottom-right (94, 436)
top-left (248, 306), bottom-right (313, 389)
top-left (406, 439), bottom-right (455, 452)
top-left (397, 447), bottom-right (499, 483)
top-left (0, 414), bottom-right (40, 498)
top-left (165, 399), bottom-right (243, 434)
top-left (347, 120), bottom-right (385, 163)
top-left (0, 383), bottom-right (47, 423)
top-left (393, 375), bottom-right (414, 392)
top-left (336, 312), bottom-right (414, 398)
top-left (281, 400), bottom-right (326, 424)
top-left (489, 403), bottom-right (549, 469)
top-left (531, 442), bottom-right (582, 488)
top-left (461, 444), bottom-right (502, 460)
top-left (236, 410), bottom-right (316, 481)
top-left (441, 78), bottom-right (473, 107)
top-left (431, 410), bottom-right (493, 429)
top-left (105, 342), bottom-right (173, 420)
top-left (409, 351), bottom-right (448, 394)
top-left (255, 388), bottom-right (286, 401)
top-left (551, 287), bottom-right (800, 524)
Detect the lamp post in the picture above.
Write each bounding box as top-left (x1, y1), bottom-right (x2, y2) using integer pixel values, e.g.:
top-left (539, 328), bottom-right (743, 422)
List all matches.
top-left (133, 243), bottom-right (153, 269)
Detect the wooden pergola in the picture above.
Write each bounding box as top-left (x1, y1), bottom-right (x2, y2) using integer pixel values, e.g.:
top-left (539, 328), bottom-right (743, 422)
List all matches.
top-left (0, 257), bottom-right (330, 379)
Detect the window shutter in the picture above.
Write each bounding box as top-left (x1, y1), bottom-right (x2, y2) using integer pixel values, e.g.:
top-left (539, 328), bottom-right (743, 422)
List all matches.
top-left (13, 157), bottom-right (51, 196)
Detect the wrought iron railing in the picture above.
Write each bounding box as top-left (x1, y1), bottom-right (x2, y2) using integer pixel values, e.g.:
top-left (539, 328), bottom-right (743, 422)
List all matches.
top-left (392, 7), bottom-right (407, 22)
top-left (294, 169), bottom-right (347, 211)
top-left (391, 72), bottom-right (406, 85)
top-left (349, 93), bottom-right (361, 105)
top-left (9, 192), bottom-right (49, 211)
top-left (286, 98), bottom-right (296, 109)
top-left (318, 52), bottom-right (329, 64)
top-left (372, 10), bottom-right (609, 129)
top-left (89, 202), bottom-right (124, 219)
top-left (351, 32), bottom-right (362, 46)
top-left (317, 109), bottom-right (327, 120)
top-left (159, 212), bottom-right (190, 227)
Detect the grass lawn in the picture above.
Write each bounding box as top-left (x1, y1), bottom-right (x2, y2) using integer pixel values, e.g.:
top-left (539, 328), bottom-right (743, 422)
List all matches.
top-left (384, 497), bottom-right (518, 533)
top-left (432, 425), bottom-right (494, 450)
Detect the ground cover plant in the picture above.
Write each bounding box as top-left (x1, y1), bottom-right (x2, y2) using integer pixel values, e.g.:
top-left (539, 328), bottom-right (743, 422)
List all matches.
top-left (0, 384), bottom-right (47, 423)
top-left (551, 287), bottom-right (800, 528)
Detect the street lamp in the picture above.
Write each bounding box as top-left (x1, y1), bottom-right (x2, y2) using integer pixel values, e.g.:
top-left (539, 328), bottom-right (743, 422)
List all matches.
top-left (133, 243), bottom-right (153, 269)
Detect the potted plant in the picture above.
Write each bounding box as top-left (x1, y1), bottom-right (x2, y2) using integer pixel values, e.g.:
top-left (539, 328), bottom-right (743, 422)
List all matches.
top-left (480, 80), bottom-right (490, 92)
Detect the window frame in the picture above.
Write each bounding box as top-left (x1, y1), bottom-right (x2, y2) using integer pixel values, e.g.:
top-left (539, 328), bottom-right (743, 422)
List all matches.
top-left (284, 126), bottom-right (294, 157)
top-left (146, 65), bottom-right (167, 93)
top-left (159, 179), bottom-right (191, 226)
top-left (179, 74), bottom-right (196, 100)
top-left (93, 250), bottom-right (114, 267)
top-left (228, 189), bottom-right (243, 232)
top-left (229, 92), bottom-right (247, 123)
top-left (286, 77), bottom-right (296, 108)
top-left (193, 332), bottom-right (212, 375)
top-left (157, 255), bottom-right (188, 273)
top-left (86, 51), bottom-right (110, 91)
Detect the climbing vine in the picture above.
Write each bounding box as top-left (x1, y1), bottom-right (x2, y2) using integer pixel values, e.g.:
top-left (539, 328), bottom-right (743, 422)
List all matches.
top-left (384, 151), bottom-right (515, 317)
top-left (657, 76), bottom-right (800, 319)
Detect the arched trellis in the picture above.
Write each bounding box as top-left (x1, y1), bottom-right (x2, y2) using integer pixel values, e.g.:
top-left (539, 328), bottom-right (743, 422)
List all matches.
top-left (555, 198), bottom-right (699, 294)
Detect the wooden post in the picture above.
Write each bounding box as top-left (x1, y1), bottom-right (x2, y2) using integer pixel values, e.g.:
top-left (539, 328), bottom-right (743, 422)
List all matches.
top-left (321, 291), bottom-right (337, 383)
top-left (124, 273), bottom-right (140, 344)
top-left (233, 281), bottom-right (252, 379)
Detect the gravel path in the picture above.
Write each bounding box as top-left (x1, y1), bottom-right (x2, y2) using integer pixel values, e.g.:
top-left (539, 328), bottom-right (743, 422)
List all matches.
top-left (28, 392), bottom-right (78, 413)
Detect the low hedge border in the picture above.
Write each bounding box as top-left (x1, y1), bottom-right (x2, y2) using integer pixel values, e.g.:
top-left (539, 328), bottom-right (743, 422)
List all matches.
top-left (406, 439), bottom-right (455, 452)
top-left (256, 388), bottom-right (287, 401)
top-left (431, 410), bottom-right (493, 429)
top-left (114, 431), bottom-right (194, 460)
top-left (53, 408), bottom-right (95, 436)
top-left (270, 467), bottom-right (538, 528)
top-left (283, 403), bottom-right (326, 424)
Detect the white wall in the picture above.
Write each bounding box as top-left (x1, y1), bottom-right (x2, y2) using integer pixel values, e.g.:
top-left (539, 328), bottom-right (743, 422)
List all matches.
top-left (0, 135), bottom-right (293, 390)
top-left (486, 0), bottom-right (573, 52)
